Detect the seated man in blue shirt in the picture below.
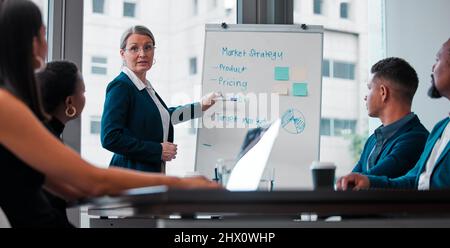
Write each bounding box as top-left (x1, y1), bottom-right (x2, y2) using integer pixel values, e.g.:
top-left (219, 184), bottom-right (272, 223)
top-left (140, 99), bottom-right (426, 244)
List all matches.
top-left (338, 39), bottom-right (450, 190)
top-left (352, 57), bottom-right (429, 178)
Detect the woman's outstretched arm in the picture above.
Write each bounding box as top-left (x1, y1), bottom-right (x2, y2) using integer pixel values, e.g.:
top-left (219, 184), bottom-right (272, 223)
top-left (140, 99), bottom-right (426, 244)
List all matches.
top-left (0, 89), bottom-right (219, 198)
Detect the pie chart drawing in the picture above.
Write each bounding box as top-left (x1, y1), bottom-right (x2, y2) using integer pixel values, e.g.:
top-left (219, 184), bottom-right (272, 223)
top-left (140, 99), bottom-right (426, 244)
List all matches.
top-left (281, 109), bottom-right (306, 134)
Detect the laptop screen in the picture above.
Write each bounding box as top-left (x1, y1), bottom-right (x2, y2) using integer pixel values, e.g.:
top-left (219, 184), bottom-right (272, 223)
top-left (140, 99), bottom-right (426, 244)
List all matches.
top-left (226, 119), bottom-right (281, 191)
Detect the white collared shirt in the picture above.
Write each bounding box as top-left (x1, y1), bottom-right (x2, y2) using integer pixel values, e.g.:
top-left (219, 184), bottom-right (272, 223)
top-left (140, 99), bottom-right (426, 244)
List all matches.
top-left (121, 66), bottom-right (170, 143)
top-left (418, 119), bottom-right (450, 190)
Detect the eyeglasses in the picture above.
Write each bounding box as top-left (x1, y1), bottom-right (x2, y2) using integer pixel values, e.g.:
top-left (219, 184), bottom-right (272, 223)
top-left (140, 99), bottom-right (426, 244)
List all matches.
top-left (124, 44), bottom-right (156, 54)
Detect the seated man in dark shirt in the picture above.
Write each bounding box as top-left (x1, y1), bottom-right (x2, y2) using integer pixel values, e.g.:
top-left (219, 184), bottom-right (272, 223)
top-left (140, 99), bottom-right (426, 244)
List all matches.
top-left (352, 57), bottom-right (429, 178)
top-left (338, 39), bottom-right (450, 190)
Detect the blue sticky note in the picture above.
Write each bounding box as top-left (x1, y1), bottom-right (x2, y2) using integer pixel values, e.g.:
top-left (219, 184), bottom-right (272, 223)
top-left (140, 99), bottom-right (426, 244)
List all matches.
top-left (292, 83), bottom-right (308, 96)
top-left (275, 67), bottom-right (289, 81)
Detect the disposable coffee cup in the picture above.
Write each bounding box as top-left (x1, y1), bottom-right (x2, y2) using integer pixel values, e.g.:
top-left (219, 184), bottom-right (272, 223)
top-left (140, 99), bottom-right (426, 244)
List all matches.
top-left (310, 161), bottom-right (336, 190)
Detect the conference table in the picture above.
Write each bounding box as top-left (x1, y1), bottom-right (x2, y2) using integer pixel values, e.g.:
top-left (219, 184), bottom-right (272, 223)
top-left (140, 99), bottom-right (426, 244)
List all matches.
top-left (75, 186), bottom-right (450, 228)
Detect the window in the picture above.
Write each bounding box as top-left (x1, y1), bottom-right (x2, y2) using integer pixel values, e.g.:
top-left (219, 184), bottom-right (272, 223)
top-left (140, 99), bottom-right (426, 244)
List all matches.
top-left (189, 57), bottom-right (197, 75)
top-left (320, 118), bottom-right (331, 136)
top-left (192, 0), bottom-right (198, 16)
top-left (296, 0), bottom-right (383, 174)
top-left (123, 2), bottom-right (136, 17)
top-left (313, 0), bottom-right (322, 15)
top-left (91, 56), bottom-right (107, 75)
top-left (340, 2), bottom-right (349, 19)
top-left (92, 0), bottom-right (105, 14)
top-left (334, 119), bottom-right (357, 136)
top-left (320, 118), bottom-right (356, 137)
top-left (322, 59), bottom-right (330, 77)
top-left (90, 116), bottom-right (102, 134)
top-left (333, 61), bottom-right (355, 80)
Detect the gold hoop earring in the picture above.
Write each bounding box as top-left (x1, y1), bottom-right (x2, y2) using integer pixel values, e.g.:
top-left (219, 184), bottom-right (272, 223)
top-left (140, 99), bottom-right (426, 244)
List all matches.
top-left (65, 106), bottom-right (77, 118)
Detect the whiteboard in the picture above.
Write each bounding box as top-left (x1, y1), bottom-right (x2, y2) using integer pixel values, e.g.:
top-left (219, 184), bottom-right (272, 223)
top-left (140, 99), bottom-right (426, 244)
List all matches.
top-left (195, 24), bottom-right (323, 190)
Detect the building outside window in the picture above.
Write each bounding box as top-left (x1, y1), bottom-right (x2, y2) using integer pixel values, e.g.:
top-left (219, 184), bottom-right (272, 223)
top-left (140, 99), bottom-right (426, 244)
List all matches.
top-left (295, 0), bottom-right (384, 177)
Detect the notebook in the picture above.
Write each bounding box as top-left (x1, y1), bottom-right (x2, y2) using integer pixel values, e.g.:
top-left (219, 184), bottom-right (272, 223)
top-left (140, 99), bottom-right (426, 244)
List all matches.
top-left (226, 119), bottom-right (281, 191)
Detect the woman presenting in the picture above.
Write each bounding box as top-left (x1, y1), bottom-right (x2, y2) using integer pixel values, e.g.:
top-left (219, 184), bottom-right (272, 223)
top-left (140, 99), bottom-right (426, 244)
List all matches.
top-left (101, 25), bottom-right (218, 173)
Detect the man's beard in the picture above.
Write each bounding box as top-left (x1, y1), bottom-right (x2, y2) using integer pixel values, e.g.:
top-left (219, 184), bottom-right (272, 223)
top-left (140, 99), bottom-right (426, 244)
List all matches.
top-left (428, 74), bottom-right (442, 99)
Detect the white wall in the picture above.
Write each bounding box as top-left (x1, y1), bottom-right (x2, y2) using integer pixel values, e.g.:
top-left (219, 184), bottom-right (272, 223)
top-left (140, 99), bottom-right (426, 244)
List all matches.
top-left (385, 0), bottom-right (449, 130)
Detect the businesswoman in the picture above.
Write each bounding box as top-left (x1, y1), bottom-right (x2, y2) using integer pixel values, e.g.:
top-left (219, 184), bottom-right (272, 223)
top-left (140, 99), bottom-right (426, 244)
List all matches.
top-left (37, 61), bottom-right (86, 139)
top-left (101, 25), bottom-right (218, 173)
top-left (0, 0), bottom-right (218, 227)
top-left (36, 61), bottom-right (86, 224)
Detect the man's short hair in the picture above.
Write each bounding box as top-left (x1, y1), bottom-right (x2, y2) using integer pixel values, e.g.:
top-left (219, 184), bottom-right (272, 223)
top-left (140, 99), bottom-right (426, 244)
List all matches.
top-left (371, 57), bottom-right (419, 104)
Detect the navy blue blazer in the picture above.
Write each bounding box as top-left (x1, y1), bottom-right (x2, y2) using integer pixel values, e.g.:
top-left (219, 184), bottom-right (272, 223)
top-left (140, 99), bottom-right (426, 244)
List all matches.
top-left (369, 117), bottom-right (450, 189)
top-left (101, 72), bottom-right (199, 172)
top-left (352, 115), bottom-right (429, 178)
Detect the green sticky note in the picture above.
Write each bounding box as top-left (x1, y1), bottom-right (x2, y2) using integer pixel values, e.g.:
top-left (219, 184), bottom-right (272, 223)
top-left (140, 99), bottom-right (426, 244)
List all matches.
top-left (275, 67), bottom-right (289, 81)
top-left (293, 83), bottom-right (308, 96)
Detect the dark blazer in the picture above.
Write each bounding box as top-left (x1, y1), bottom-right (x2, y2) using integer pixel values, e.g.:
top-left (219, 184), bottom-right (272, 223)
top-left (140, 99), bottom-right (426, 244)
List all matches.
top-left (369, 117), bottom-right (450, 189)
top-left (352, 115), bottom-right (429, 178)
top-left (101, 72), bottom-right (199, 172)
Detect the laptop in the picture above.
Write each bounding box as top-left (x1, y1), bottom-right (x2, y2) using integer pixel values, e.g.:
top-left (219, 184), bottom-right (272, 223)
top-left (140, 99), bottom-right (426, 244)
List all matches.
top-left (225, 119), bottom-right (281, 191)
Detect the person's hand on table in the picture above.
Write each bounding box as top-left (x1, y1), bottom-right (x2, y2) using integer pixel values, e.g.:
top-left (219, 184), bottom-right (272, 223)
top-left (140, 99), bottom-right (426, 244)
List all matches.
top-left (336, 173), bottom-right (370, 191)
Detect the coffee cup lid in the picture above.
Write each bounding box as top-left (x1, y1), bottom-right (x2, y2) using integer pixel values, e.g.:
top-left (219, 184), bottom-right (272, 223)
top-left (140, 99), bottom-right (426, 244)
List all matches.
top-left (310, 161), bottom-right (336, 169)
